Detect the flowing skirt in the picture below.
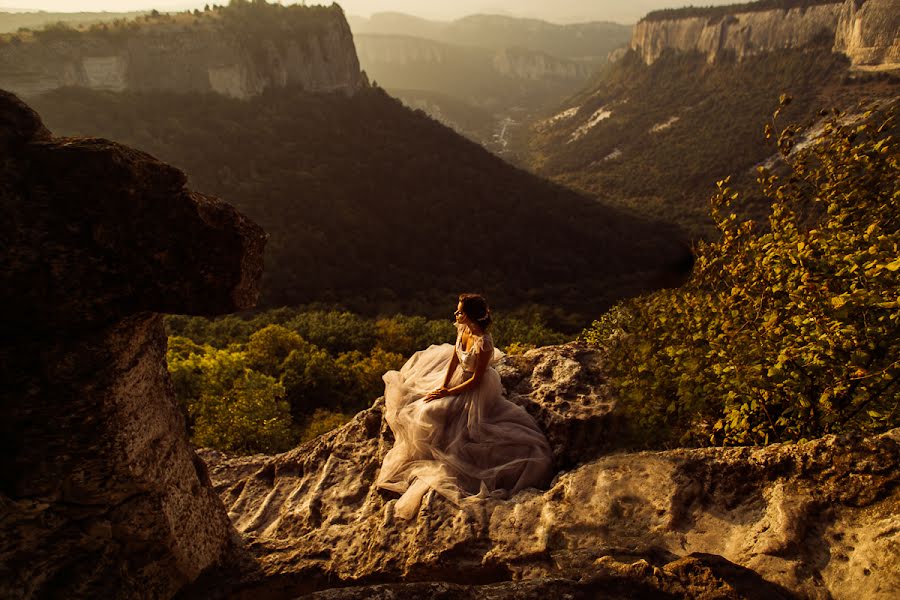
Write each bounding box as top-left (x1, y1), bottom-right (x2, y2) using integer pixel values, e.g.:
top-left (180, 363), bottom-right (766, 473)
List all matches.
top-left (376, 343), bottom-right (553, 518)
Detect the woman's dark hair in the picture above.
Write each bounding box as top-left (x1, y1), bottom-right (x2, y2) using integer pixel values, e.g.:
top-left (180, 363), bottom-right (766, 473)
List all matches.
top-left (458, 293), bottom-right (492, 330)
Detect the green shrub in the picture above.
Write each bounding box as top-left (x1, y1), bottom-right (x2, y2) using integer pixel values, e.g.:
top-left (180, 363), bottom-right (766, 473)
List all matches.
top-left (583, 102), bottom-right (899, 447)
top-left (192, 369), bottom-right (295, 454)
top-left (298, 408), bottom-right (353, 443)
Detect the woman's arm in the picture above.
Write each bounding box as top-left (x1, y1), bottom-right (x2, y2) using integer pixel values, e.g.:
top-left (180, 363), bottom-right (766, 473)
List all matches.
top-left (425, 347), bottom-right (490, 401)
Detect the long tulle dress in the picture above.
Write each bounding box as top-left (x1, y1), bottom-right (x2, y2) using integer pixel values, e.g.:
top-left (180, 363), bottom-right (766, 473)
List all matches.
top-left (376, 324), bottom-right (553, 519)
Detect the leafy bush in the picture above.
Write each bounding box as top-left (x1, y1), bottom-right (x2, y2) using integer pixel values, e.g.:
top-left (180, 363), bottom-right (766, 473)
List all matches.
top-left (166, 338), bottom-right (297, 453)
top-left (297, 409), bottom-right (353, 443)
top-left (583, 103), bottom-right (899, 447)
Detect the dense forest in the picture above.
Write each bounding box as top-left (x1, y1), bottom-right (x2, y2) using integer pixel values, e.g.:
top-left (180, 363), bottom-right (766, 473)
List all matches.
top-left (526, 48), bottom-right (897, 237)
top-left (30, 84), bottom-right (690, 328)
top-left (165, 307), bottom-right (568, 453)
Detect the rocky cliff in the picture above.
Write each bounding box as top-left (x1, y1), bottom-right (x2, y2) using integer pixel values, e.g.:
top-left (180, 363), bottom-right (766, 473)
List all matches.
top-left (0, 89), bottom-right (266, 598)
top-left (631, 0), bottom-right (900, 67)
top-left (0, 5), bottom-right (366, 99)
top-left (354, 34), bottom-right (590, 82)
top-left (200, 343), bottom-right (899, 599)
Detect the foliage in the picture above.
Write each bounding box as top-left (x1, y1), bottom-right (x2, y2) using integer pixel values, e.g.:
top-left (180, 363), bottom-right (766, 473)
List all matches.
top-left (166, 338), bottom-right (296, 453)
top-left (582, 103), bottom-right (899, 447)
top-left (31, 84), bottom-right (687, 327)
top-left (528, 48), bottom-right (862, 237)
top-left (297, 409), bottom-right (353, 443)
top-left (192, 369), bottom-right (295, 454)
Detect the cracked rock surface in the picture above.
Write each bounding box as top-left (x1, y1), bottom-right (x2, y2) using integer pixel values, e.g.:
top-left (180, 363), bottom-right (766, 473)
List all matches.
top-left (202, 342), bottom-right (899, 599)
top-left (0, 89), bottom-right (266, 599)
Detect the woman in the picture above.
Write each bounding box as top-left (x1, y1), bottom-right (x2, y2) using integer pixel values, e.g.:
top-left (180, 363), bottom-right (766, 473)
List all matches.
top-left (376, 293), bottom-right (553, 519)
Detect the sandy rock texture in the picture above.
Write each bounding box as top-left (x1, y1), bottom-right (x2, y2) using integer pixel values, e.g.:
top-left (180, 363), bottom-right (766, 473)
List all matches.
top-left (201, 342), bottom-right (899, 599)
top-left (631, 0), bottom-right (900, 68)
top-left (0, 6), bottom-right (366, 99)
top-left (0, 89), bottom-right (266, 599)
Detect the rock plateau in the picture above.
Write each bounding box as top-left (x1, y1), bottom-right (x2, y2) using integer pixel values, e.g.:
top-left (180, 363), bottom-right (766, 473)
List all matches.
top-left (201, 343), bottom-right (900, 599)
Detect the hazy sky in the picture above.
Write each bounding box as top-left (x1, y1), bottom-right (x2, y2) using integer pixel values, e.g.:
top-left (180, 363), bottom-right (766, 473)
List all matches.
top-left (0, 1), bottom-right (746, 24)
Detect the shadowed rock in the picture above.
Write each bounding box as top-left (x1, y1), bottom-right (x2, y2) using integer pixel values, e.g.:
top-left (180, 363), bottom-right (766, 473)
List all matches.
top-left (0, 89), bottom-right (266, 599)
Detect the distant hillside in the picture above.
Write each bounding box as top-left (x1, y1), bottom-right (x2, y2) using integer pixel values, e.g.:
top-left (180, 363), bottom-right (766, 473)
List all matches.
top-left (349, 12), bottom-right (632, 63)
top-left (349, 12), bottom-right (632, 154)
top-left (29, 85), bottom-right (691, 326)
top-left (381, 88), bottom-right (498, 145)
top-left (354, 33), bottom-right (590, 145)
top-left (525, 48), bottom-right (898, 236)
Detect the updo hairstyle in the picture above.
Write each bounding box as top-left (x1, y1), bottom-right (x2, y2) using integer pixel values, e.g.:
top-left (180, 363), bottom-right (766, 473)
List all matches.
top-left (458, 293), bottom-right (492, 331)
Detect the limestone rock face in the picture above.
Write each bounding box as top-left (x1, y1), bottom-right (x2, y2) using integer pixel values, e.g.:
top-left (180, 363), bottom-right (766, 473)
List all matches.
top-left (0, 7), bottom-right (366, 99)
top-left (201, 341), bottom-right (899, 598)
top-left (353, 35), bottom-right (590, 84)
top-left (835, 0), bottom-right (900, 67)
top-left (631, 0), bottom-right (900, 68)
top-left (0, 90), bottom-right (266, 599)
top-left (490, 48), bottom-right (591, 81)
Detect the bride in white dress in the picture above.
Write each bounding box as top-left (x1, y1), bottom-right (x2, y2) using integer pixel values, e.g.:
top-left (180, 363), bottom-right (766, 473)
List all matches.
top-left (376, 294), bottom-right (553, 519)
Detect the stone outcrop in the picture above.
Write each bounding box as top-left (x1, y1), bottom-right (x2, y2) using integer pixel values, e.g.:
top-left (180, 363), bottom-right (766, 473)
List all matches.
top-left (200, 342), bottom-right (899, 599)
top-left (631, 0), bottom-right (900, 68)
top-left (0, 6), bottom-right (367, 99)
top-left (834, 0), bottom-right (900, 67)
top-left (0, 89), bottom-right (266, 599)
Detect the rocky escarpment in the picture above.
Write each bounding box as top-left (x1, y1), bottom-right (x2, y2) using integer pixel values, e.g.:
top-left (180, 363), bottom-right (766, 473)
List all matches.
top-left (491, 47), bottom-right (591, 81)
top-left (354, 35), bottom-right (590, 82)
top-left (200, 343), bottom-right (899, 599)
top-left (0, 90), bottom-right (266, 598)
top-left (0, 5), bottom-right (366, 99)
top-left (632, 0), bottom-right (900, 68)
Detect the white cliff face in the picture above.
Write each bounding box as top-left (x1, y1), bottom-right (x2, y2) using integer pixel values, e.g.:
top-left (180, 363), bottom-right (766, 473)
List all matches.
top-left (835, 0), bottom-right (900, 67)
top-left (0, 14), bottom-right (366, 99)
top-left (631, 0), bottom-right (899, 67)
top-left (354, 35), bottom-right (450, 66)
top-left (491, 48), bottom-right (590, 80)
top-left (355, 34), bottom-right (590, 81)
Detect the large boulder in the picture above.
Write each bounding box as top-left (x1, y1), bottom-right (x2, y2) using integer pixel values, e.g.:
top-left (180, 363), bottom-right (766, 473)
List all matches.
top-left (201, 342), bottom-right (899, 598)
top-left (0, 89), bottom-right (267, 599)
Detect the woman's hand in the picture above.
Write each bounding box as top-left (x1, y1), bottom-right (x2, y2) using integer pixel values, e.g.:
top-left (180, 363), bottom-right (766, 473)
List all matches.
top-left (424, 387), bottom-right (449, 402)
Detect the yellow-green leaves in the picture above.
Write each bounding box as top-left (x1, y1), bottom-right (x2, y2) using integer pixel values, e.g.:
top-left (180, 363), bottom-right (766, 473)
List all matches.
top-left (582, 105), bottom-right (899, 447)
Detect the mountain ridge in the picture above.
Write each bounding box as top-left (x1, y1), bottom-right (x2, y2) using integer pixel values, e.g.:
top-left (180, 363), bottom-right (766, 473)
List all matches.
top-left (0, 4), bottom-right (366, 99)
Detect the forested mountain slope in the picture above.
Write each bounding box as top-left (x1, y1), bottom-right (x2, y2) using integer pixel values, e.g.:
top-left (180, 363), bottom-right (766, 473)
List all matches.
top-left (30, 85), bottom-right (690, 324)
top-left (524, 0), bottom-right (899, 236)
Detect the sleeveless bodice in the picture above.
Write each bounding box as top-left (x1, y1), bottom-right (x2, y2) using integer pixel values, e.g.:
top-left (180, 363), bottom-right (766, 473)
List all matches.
top-left (456, 325), bottom-right (493, 373)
